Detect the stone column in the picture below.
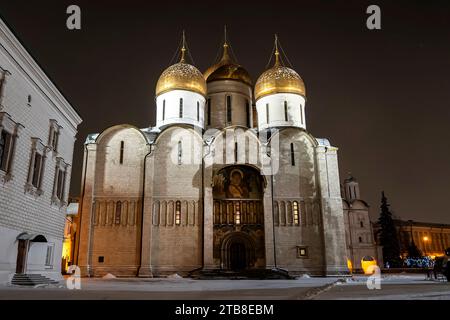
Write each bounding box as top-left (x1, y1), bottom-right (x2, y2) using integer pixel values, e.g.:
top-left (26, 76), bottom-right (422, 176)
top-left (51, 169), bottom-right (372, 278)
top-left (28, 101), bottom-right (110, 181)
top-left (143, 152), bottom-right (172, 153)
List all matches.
top-left (203, 154), bottom-right (215, 269)
top-left (75, 143), bottom-right (97, 277)
top-left (263, 175), bottom-right (275, 268)
top-left (316, 145), bottom-right (350, 276)
top-left (138, 151), bottom-right (153, 277)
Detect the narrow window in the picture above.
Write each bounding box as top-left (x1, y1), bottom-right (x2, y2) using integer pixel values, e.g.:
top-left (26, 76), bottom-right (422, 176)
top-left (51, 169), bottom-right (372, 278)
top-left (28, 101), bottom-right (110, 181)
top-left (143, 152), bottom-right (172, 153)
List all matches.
top-left (235, 202), bottom-right (241, 225)
top-left (32, 152), bottom-right (43, 188)
top-left (0, 130), bottom-right (12, 172)
top-left (359, 236), bottom-right (362, 243)
top-left (360, 221), bottom-right (364, 228)
top-left (179, 98), bottom-right (183, 118)
top-left (162, 99), bottom-right (165, 120)
top-left (175, 201), bottom-right (181, 225)
top-left (290, 143), bottom-right (295, 166)
top-left (226, 95), bottom-right (232, 123)
top-left (197, 101), bottom-right (200, 121)
top-left (284, 101), bottom-right (288, 121)
top-left (293, 201), bottom-right (299, 226)
top-left (27, 94), bottom-right (32, 106)
top-left (246, 100), bottom-right (250, 127)
top-left (56, 168), bottom-right (66, 201)
top-left (45, 245), bottom-right (53, 266)
top-left (115, 201), bottom-right (122, 225)
top-left (300, 104), bottom-right (304, 124)
top-left (119, 141), bottom-right (124, 164)
top-left (266, 103), bottom-right (269, 124)
top-left (177, 141), bottom-right (182, 165)
top-left (207, 98), bottom-right (211, 125)
top-left (234, 142), bottom-right (238, 163)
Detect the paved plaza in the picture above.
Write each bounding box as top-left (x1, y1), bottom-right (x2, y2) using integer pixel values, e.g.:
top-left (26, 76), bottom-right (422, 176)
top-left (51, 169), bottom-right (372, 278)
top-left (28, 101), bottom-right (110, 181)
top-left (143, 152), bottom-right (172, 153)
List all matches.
top-left (0, 274), bottom-right (449, 300)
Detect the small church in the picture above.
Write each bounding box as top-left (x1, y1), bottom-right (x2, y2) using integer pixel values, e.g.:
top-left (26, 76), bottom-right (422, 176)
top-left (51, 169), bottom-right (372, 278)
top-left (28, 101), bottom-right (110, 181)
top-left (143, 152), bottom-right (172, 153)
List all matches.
top-left (74, 32), bottom-right (378, 277)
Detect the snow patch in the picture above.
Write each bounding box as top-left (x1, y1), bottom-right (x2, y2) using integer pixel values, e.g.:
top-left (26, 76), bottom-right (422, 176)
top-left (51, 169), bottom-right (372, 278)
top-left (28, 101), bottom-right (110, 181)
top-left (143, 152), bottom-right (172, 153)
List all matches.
top-left (167, 273), bottom-right (183, 279)
top-left (102, 273), bottom-right (116, 279)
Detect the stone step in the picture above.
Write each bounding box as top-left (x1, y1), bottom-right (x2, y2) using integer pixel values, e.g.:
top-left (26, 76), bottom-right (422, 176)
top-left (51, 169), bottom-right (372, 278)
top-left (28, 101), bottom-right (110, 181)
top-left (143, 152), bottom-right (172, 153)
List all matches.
top-left (11, 273), bottom-right (59, 286)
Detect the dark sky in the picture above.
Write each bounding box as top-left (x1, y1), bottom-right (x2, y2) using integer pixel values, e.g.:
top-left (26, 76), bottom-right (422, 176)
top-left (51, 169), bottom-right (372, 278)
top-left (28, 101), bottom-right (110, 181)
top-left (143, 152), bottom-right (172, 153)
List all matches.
top-left (1, 0), bottom-right (450, 223)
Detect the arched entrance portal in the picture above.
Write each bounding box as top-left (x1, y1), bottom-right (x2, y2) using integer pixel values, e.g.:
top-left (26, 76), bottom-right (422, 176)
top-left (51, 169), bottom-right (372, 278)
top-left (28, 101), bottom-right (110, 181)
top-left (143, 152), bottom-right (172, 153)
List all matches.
top-left (221, 232), bottom-right (256, 270)
top-left (213, 165), bottom-right (266, 270)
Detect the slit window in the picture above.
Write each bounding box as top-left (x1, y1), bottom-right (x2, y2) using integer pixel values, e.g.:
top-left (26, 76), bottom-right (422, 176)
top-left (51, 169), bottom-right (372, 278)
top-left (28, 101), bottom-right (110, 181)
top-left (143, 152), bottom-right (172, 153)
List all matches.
top-left (162, 100), bottom-right (166, 120)
top-left (226, 95), bottom-right (232, 123)
top-left (175, 201), bottom-right (181, 225)
top-left (197, 101), bottom-right (200, 121)
top-left (293, 201), bottom-right (299, 226)
top-left (115, 201), bottom-right (122, 225)
top-left (179, 98), bottom-right (183, 118)
top-left (284, 101), bottom-right (288, 121)
top-left (234, 142), bottom-right (238, 163)
top-left (207, 98), bottom-right (211, 125)
top-left (177, 141), bottom-right (182, 165)
top-left (290, 143), bottom-right (295, 166)
top-left (300, 104), bottom-right (304, 124)
top-left (246, 100), bottom-right (250, 127)
top-left (266, 103), bottom-right (269, 123)
top-left (120, 141), bottom-right (124, 164)
top-left (235, 202), bottom-right (241, 225)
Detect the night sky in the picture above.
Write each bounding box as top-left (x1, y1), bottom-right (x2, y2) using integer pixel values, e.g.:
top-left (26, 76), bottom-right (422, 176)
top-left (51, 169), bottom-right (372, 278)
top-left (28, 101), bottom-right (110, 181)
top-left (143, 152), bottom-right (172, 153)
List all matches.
top-left (1, 1), bottom-right (449, 223)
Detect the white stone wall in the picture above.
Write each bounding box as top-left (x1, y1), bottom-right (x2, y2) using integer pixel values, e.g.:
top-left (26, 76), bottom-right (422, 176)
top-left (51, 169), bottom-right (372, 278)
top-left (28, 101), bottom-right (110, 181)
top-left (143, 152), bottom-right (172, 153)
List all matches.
top-left (156, 89), bottom-right (205, 129)
top-left (256, 93), bottom-right (306, 130)
top-left (206, 80), bottom-right (253, 129)
top-left (0, 18), bottom-right (82, 283)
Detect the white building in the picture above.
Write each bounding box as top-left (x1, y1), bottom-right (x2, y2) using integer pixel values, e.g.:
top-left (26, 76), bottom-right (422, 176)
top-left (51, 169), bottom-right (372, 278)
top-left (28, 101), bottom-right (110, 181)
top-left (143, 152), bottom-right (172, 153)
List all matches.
top-left (0, 17), bottom-right (82, 284)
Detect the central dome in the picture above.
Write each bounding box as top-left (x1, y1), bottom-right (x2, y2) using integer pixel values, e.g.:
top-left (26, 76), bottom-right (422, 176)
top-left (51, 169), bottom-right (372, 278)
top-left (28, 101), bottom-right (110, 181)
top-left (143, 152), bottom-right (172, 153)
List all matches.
top-left (204, 43), bottom-right (252, 86)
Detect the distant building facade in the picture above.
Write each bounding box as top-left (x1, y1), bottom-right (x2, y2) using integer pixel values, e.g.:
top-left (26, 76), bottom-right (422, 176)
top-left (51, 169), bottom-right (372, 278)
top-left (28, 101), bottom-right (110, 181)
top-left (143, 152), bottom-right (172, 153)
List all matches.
top-left (0, 18), bottom-right (82, 284)
top-left (388, 220), bottom-right (450, 258)
top-left (342, 174), bottom-right (382, 272)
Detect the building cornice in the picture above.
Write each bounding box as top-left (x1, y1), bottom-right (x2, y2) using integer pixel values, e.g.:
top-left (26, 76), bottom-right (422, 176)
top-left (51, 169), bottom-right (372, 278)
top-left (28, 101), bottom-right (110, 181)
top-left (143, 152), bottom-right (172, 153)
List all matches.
top-left (0, 17), bottom-right (82, 129)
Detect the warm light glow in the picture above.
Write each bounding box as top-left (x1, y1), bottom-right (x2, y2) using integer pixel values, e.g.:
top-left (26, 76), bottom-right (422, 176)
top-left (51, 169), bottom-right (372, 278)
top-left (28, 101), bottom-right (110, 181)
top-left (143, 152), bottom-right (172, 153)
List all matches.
top-left (423, 236), bottom-right (429, 242)
top-left (361, 256), bottom-right (377, 275)
top-left (347, 259), bottom-right (353, 273)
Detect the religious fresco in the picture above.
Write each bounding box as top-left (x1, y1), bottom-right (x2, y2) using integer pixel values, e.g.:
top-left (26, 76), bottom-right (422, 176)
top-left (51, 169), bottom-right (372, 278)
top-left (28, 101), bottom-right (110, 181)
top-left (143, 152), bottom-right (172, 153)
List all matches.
top-left (212, 166), bottom-right (264, 199)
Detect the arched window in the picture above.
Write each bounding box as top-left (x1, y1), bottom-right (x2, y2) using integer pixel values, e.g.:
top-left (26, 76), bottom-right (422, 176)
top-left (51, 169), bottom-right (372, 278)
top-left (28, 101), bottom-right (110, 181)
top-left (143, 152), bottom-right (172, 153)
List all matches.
top-left (284, 101), bottom-right (288, 121)
top-left (290, 143), bottom-right (295, 166)
top-left (226, 95), bottom-right (232, 123)
top-left (197, 101), bottom-right (200, 121)
top-left (234, 142), bottom-right (238, 163)
top-left (175, 201), bottom-right (181, 225)
top-left (293, 201), bottom-right (299, 226)
top-left (266, 103), bottom-right (269, 123)
top-left (358, 236), bottom-right (362, 243)
top-left (179, 98), bottom-right (183, 118)
top-left (115, 201), bottom-right (122, 225)
top-left (177, 141), bottom-right (182, 165)
top-left (162, 99), bottom-right (166, 120)
top-left (119, 141), bottom-right (124, 164)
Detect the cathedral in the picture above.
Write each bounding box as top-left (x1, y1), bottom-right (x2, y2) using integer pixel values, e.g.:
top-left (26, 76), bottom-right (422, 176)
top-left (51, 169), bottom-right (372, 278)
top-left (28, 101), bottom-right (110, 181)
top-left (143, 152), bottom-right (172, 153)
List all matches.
top-left (74, 32), bottom-right (352, 277)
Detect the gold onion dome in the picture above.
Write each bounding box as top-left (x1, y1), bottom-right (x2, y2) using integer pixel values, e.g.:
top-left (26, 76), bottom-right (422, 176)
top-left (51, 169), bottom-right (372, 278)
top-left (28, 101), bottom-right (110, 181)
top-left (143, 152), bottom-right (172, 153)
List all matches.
top-left (204, 38), bottom-right (252, 86)
top-left (254, 36), bottom-right (306, 101)
top-left (156, 34), bottom-right (207, 97)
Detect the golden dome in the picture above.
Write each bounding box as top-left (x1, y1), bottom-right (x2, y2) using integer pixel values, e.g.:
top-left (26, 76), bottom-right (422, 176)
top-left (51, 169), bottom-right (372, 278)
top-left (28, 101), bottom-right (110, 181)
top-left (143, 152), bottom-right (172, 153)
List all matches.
top-left (254, 38), bottom-right (306, 101)
top-left (204, 42), bottom-right (252, 86)
top-left (155, 36), bottom-right (207, 97)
